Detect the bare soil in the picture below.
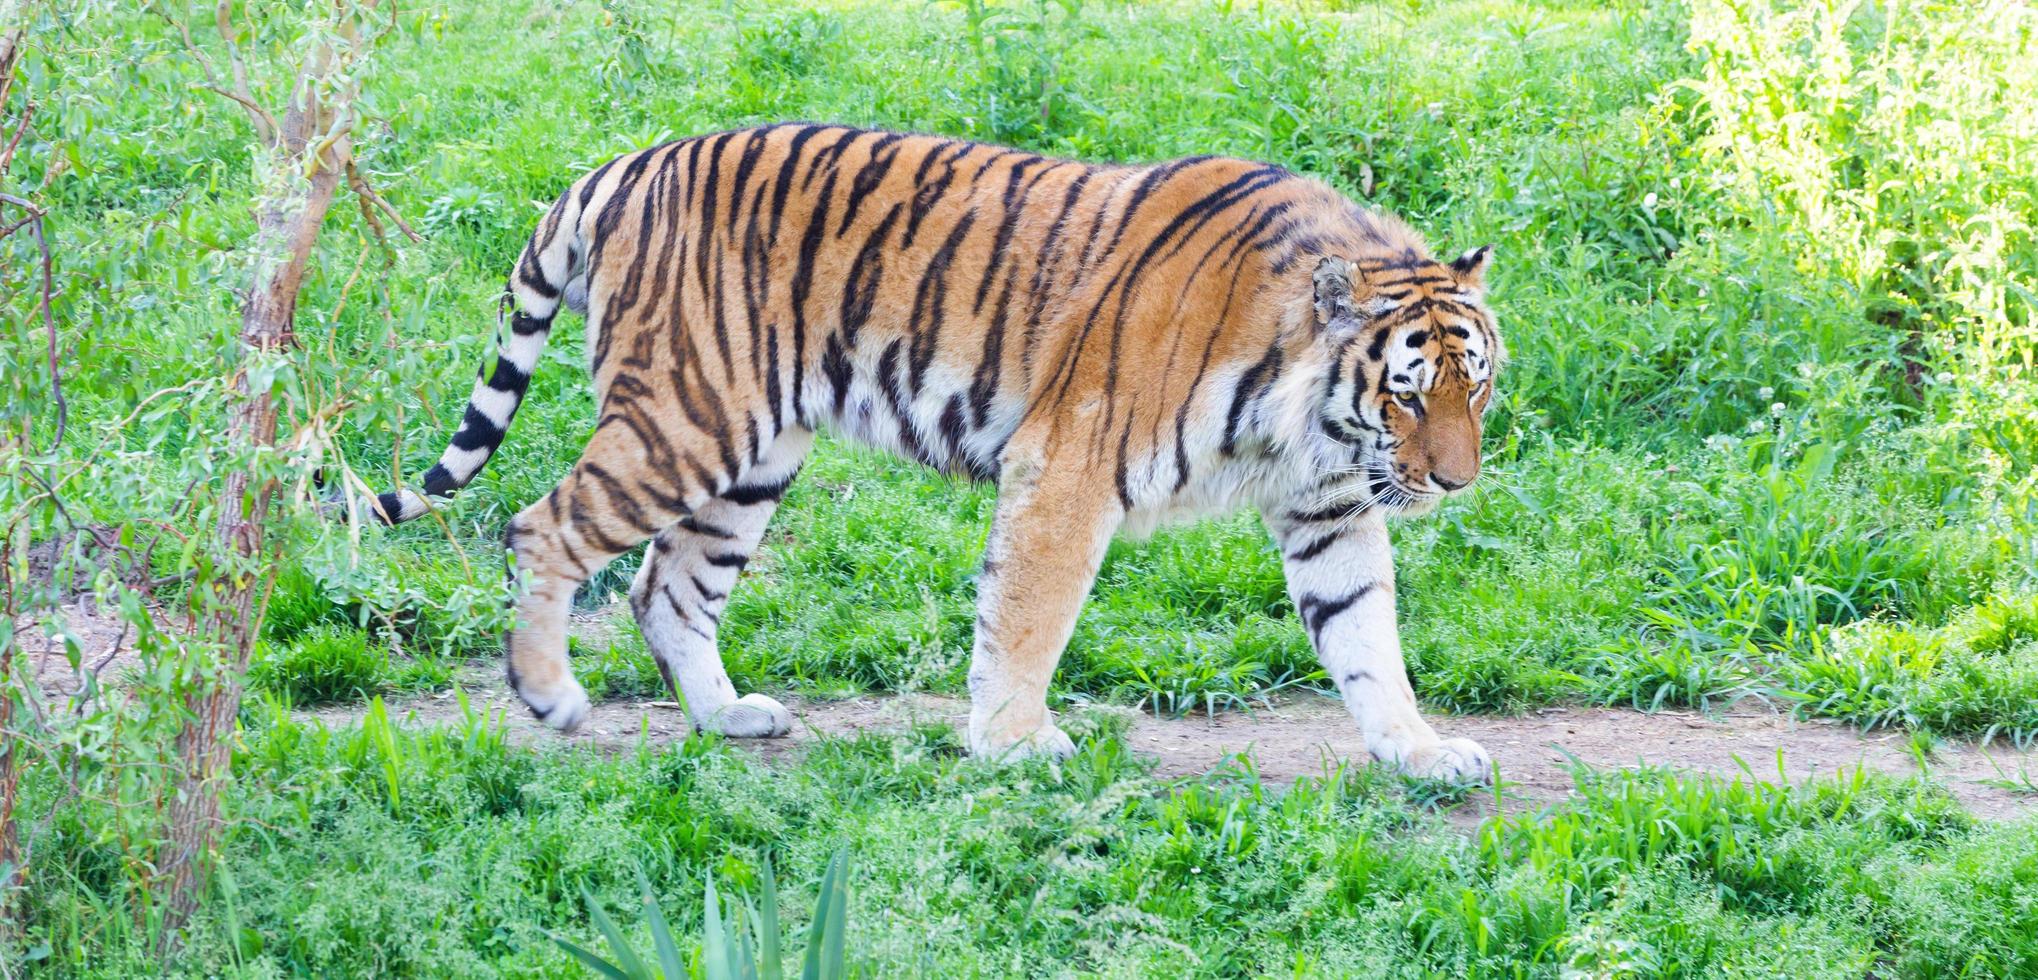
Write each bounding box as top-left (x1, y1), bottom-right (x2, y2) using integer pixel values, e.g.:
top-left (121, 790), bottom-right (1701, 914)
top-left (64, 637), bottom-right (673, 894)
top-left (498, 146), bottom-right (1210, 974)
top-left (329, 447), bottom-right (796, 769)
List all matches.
top-left (16, 597), bottom-right (160, 700)
top-left (29, 601), bottom-right (2038, 824)
top-left (307, 671), bottom-right (2038, 826)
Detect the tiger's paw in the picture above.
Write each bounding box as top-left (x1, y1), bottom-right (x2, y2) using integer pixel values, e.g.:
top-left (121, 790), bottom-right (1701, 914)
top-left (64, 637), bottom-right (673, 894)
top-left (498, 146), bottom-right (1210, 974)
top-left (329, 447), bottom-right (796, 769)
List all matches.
top-left (521, 678), bottom-right (591, 733)
top-left (968, 723), bottom-right (1077, 763)
top-left (1399, 737), bottom-right (1493, 783)
top-left (701, 693), bottom-right (793, 738)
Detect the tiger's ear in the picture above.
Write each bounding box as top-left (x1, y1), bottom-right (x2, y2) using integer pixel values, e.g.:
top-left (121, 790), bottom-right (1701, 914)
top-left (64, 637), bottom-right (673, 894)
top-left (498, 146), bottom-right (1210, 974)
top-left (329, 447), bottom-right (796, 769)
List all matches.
top-left (1312, 256), bottom-right (1363, 334)
top-left (1449, 245), bottom-right (1494, 290)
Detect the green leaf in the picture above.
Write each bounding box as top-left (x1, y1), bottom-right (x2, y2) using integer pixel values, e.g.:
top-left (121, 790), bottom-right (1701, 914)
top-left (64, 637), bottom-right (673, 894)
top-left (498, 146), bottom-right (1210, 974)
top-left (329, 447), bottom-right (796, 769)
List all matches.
top-left (733, 901), bottom-right (761, 980)
top-left (801, 850), bottom-right (851, 980)
top-left (704, 874), bottom-right (732, 980)
top-left (586, 889), bottom-right (651, 979)
top-left (551, 935), bottom-right (631, 980)
top-left (640, 872), bottom-right (685, 980)
top-left (756, 860), bottom-right (783, 980)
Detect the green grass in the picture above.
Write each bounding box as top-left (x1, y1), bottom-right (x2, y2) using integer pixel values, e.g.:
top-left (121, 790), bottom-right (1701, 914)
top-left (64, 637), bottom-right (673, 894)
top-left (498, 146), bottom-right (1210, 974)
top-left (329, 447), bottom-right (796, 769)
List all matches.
top-left (248, 627), bottom-right (453, 707)
top-left (19, 703), bottom-right (2035, 976)
top-left (6, 0), bottom-right (2038, 973)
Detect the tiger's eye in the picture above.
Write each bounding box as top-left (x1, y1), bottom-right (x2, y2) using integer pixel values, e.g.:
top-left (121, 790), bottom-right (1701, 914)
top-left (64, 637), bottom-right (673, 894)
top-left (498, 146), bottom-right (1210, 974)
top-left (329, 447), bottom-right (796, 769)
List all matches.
top-left (1395, 390), bottom-right (1418, 405)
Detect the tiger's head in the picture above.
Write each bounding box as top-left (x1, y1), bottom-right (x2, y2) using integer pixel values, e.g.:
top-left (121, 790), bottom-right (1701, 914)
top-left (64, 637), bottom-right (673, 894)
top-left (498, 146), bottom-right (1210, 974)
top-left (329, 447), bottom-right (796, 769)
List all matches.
top-left (1307, 246), bottom-right (1502, 514)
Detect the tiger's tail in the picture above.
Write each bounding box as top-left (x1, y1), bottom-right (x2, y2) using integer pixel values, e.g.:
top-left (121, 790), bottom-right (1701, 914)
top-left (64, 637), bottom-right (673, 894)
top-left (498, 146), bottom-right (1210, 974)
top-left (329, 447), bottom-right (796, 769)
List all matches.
top-left (368, 183), bottom-right (591, 525)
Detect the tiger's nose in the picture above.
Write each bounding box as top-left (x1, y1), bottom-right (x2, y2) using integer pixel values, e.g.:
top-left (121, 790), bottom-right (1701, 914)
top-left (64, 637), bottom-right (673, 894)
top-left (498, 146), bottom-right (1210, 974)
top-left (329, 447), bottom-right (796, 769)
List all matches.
top-left (1431, 473), bottom-right (1468, 492)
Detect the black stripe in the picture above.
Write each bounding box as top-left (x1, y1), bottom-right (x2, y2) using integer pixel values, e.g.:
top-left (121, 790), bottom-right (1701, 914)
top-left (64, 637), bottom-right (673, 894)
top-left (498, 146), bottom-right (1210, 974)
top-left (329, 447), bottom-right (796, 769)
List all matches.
top-left (725, 126), bottom-right (773, 236)
top-left (1089, 156), bottom-right (1208, 270)
top-left (1112, 415), bottom-right (1135, 510)
top-left (801, 127), bottom-right (863, 192)
top-left (678, 515), bottom-right (736, 540)
top-left (448, 405), bottom-right (506, 452)
top-left (1297, 585), bottom-right (1373, 645)
top-left (767, 124), bottom-right (828, 248)
top-left (1169, 219), bottom-right (1264, 489)
top-left (1020, 171), bottom-right (1093, 362)
top-left (1059, 166), bottom-right (1286, 424)
top-left (907, 209), bottom-right (978, 392)
top-left (938, 394), bottom-right (968, 465)
top-left (789, 139), bottom-right (847, 424)
top-left (1221, 344), bottom-right (1282, 455)
top-left (1222, 201), bottom-right (1292, 268)
top-left (1284, 501), bottom-right (1370, 524)
top-left (484, 357), bottom-right (529, 393)
top-left (589, 143), bottom-right (681, 373)
top-left (822, 332), bottom-right (853, 415)
top-left (691, 573), bottom-right (728, 603)
top-left (583, 462), bottom-right (659, 537)
top-left (876, 338), bottom-right (930, 466)
top-left (971, 157), bottom-right (1048, 315)
top-left (698, 131), bottom-right (737, 378)
top-left (722, 476), bottom-right (793, 506)
top-left (577, 155), bottom-right (624, 210)
top-left (902, 141), bottom-right (975, 249)
top-left (1286, 533), bottom-right (1339, 563)
top-left (836, 132), bottom-right (907, 237)
top-left (969, 271), bottom-right (1015, 428)
top-left (1150, 168), bottom-right (1290, 269)
top-left (840, 203), bottom-right (906, 349)
top-left (1365, 329), bottom-right (1392, 363)
top-left (741, 181), bottom-right (772, 401)
top-left (420, 464), bottom-right (458, 498)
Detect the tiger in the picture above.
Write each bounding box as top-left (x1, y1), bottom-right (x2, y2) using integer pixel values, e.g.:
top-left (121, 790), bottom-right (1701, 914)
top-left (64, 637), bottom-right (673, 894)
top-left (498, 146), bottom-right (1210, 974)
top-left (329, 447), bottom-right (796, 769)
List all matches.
top-left (367, 122), bottom-right (1503, 781)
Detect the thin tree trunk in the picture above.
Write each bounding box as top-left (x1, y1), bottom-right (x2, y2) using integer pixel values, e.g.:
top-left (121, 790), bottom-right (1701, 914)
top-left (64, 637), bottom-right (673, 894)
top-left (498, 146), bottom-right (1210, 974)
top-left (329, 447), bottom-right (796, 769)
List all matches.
top-left (0, 11), bottom-right (33, 931)
top-left (0, 518), bottom-right (23, 937)
top-left (155, 26), bottom-right (356, 942)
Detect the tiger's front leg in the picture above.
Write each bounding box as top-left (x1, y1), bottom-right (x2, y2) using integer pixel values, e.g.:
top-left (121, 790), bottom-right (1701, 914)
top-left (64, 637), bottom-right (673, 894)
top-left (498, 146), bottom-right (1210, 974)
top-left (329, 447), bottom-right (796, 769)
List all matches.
top-left (965, 455), bottom-right (1122, 761)
top-left (1265, 496), bottom-right (1492, 782)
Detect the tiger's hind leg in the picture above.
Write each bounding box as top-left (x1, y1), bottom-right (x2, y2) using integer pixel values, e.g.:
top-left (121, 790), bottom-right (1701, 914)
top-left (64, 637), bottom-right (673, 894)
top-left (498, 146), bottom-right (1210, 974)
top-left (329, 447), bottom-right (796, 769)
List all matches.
top-left (502, 422), bottom-right (709, 732)
top-left (628, 427), bottom-right (812, 738)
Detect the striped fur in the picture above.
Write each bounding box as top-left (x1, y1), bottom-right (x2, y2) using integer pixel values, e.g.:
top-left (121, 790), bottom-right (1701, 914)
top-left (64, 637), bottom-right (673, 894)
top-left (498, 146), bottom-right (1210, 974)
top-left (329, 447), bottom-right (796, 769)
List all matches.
top-left (371, 124), bottom-right (1505, 778)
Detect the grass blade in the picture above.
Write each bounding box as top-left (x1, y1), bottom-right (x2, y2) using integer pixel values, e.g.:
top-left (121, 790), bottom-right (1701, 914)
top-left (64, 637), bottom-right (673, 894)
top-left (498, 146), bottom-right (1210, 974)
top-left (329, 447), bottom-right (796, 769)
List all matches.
top-left (801, 850), bottom-right (851, 980)
top-left (552, 935), bottom-right (634, 980)
top-left (798, 865), bottom-right (833, 980)
top-left (757, 859), bottom-right (783, 980)
top-left (704, 874), bottom-right (732, 980)
top-left (734, 899), bottom-right (761, 980)
top-left (640, 872), bottom-right (685, 980)
top-left (587, 888), bottom-right (651, 979)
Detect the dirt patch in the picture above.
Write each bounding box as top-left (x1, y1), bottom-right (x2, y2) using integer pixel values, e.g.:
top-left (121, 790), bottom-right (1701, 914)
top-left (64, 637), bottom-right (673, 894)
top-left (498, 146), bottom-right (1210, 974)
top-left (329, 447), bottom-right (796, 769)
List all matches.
top-left (31, 600), bottom-right (2038, 824)
top-left (14, 598), bottom-right (159, 701)
top-left (303, 672), bottom-right (2038, 825)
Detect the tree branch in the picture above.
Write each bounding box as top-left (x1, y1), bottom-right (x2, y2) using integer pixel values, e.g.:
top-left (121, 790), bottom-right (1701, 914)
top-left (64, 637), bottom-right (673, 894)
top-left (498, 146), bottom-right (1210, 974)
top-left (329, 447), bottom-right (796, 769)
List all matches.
top-left (346, 159), bottom-right (420, 247)
top-left (0, 98), bottom-right (31, 178)
top-left (0, 192), bottom-right (63, 451)
top-left (148, 0), bottom-right (280, 146)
